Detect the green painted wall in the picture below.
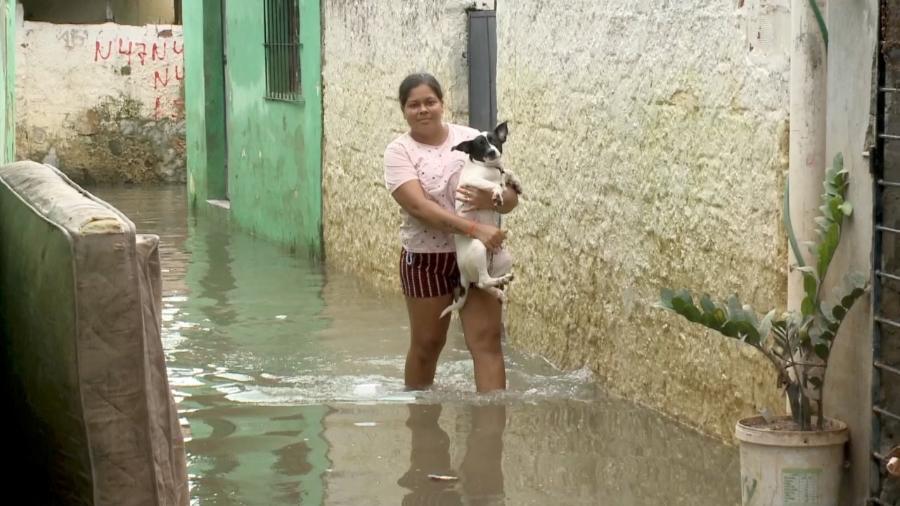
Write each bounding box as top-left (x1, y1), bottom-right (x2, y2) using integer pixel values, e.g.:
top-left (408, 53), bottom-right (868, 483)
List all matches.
top-left (185, 0), bottom-right (323, 257)
top-left (1, 0), bottom-right (15, 163)
top-left (184, 0), bottom-right (226, 205)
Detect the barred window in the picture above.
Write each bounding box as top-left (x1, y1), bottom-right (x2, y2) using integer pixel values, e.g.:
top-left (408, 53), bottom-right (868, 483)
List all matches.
top-left (263, 0), bottom-right (302, 102)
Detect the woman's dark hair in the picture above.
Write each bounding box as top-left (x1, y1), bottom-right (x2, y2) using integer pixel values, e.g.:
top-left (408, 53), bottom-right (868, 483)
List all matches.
top-left (398, 73), bottom-right (443, 108)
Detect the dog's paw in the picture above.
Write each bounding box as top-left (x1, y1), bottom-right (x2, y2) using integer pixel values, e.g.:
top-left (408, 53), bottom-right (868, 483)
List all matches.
top-left (504, 173), bottom-right (524, 196)
top-left (508, 179), bottom-right (524, 196)
top-left (496, 273), bottom-right (514, 288)
top-left (491, 188), bottom-right (504, 208)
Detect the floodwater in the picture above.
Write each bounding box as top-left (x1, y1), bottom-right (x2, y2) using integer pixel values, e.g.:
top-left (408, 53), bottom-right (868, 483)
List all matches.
top-left (91, 185), bottom-right (740, 506)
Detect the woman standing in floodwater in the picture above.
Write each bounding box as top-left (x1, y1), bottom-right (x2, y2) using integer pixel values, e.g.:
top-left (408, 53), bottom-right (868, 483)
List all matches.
top-left (383, 73), bottom-right (520, 392)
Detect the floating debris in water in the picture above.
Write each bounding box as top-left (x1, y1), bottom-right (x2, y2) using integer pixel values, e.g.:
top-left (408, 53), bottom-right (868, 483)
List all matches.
top-left (428, 474), bottom-right (459, 482)
top-left (353, 383), bottom-right (380, 397)
top-left (275, 315), bottom-right (287, 320)
top-left (214, 372), bottom-right (255, 383)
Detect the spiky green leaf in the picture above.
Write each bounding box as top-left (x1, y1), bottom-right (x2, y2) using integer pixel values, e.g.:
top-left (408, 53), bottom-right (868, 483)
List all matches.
top-left (699, 294), bottom-right (716, 314)
top-left (807, 0), bottom-right (828, 52)
top-left (816, 222), bottom-right (841, 281)
top-left (832, 152), bottom-right (844, 174)
top-left (657, 289), bottom-right (768, 346)
top-left (799, 267), bottom-right (819, 317)
top-left (813, 271), bottom-right (868, 343)
top-left (784, 180), bottom-right (806, 269)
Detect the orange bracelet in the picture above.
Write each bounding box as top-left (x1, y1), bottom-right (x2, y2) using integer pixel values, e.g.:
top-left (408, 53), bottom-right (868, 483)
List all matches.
top-left (467, 221), bottom-right (477, 237)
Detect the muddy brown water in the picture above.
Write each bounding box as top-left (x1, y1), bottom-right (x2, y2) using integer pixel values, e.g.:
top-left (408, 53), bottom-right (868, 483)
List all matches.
top-left (90, 186), bottom-right (740, 505)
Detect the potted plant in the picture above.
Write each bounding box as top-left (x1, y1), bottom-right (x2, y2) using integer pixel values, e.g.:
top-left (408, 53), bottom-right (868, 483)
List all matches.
top-left (658, 154), bottom-right (867, 506)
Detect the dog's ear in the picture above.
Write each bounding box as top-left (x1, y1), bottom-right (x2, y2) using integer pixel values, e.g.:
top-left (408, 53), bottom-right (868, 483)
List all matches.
top-left (494, 121), bottom-right (508, 143)
top-left (452, 140), bottom-right (472, 154)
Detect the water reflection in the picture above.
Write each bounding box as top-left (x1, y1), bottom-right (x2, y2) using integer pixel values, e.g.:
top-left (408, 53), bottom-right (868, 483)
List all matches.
top-left (192, 213), bottom-right (238, 327)
top-left (90, 186), bottom-right (741, 506)
top-left (184, 403), bottom-right (328, 505)
top-left (322, 398), bottom-right (740, 506)
top-left (398, 404), bottom-right (506, 505)
top-left (457, 405), bottom-right (505, 505)
top-left (398, 404), bottom-right (462, 505)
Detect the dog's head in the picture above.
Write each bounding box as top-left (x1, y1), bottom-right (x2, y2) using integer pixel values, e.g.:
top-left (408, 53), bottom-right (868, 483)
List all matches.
top-left (451, 122), bottom-right (508, 167)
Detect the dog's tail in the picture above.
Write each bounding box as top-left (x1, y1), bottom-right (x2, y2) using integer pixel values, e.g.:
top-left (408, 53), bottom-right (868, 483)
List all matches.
top-left (440, 285), bottom-right (469, 319)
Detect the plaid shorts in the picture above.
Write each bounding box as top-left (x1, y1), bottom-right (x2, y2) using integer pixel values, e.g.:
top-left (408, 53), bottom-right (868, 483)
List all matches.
top-left (399, 248), bottom-right (460, 298)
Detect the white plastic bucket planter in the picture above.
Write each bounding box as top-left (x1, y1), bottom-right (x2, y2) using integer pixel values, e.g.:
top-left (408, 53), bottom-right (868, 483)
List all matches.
top-left (736, 416), bottom-right (848, 506)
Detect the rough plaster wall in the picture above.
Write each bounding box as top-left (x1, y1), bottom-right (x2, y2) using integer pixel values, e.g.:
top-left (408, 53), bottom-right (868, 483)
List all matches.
top-left (15, 21), bottom-right (185, 183)
top-left (322, 0), bottom-right (792, 439)
top-left (491, 0), bottom-right (792, 439)
top-left (321, 0), bottom-right (472, 289)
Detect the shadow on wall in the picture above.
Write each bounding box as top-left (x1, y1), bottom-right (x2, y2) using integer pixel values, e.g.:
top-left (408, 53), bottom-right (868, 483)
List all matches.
top-left (20, 0), bottom-right (177, 26)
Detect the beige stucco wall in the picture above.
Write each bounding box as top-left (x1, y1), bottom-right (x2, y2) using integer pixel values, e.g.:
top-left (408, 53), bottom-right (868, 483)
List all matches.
top-left (16, 21), bottom-right (185, 183)
top-left (492, 2), bottom-right (793, 438)
top-left (321, 0), bottom-right (473, 290)
top-left (320, 1), bottom-right (854, 440)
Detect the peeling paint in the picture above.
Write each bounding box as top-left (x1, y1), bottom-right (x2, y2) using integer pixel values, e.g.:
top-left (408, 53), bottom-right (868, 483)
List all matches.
top-left (15, 21), bottom-right (185, 183)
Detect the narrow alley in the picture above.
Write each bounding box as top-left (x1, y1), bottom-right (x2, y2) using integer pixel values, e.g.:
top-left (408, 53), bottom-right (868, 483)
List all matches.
top-left (3, 0), bottom-right (900, 504)
top-left (92, 185), bottom-right (740, 505)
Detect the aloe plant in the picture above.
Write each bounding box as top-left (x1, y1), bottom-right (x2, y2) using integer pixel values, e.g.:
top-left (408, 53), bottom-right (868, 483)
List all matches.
top-left (658, 154), bottom-right (868, 431)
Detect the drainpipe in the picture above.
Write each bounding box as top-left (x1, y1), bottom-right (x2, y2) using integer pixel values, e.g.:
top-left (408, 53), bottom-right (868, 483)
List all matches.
top-left (787, 0), bottom-right (827, 311)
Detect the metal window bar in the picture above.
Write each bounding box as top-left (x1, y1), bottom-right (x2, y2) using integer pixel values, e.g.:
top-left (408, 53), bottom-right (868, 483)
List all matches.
top-left (876, 269), bottom-right (900, 283)
top-left (870, 1), bottom-right (900, 503)
top-left (263, 0), bottom-right (302, 102)
top-left (874, 360), bottom-right (900, 377)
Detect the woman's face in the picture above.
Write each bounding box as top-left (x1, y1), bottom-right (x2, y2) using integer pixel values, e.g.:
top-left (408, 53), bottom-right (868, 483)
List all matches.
top-left (403, 84), bottom-right (444, 134)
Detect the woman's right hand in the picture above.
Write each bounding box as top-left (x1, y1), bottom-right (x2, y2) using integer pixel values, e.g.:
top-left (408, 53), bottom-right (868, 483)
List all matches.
top-left (472, 223), bottom-right (506, 251)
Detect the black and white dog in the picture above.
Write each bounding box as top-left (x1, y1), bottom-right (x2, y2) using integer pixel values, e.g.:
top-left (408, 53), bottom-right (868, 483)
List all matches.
top-left (440, 122), bottom-right (523, 318)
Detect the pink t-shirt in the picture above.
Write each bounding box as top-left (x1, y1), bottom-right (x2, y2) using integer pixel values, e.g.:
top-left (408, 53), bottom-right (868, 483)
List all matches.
top-left (384, 123), bottom-right (480, 253)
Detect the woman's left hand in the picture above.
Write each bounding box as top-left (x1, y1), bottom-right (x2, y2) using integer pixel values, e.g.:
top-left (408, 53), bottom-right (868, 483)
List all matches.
top-left (456, 185), bottom-right (497, 212)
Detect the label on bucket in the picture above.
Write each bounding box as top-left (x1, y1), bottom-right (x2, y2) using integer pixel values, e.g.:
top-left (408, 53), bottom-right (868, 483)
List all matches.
top-left (782, 468), bottom-right (821, 506)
